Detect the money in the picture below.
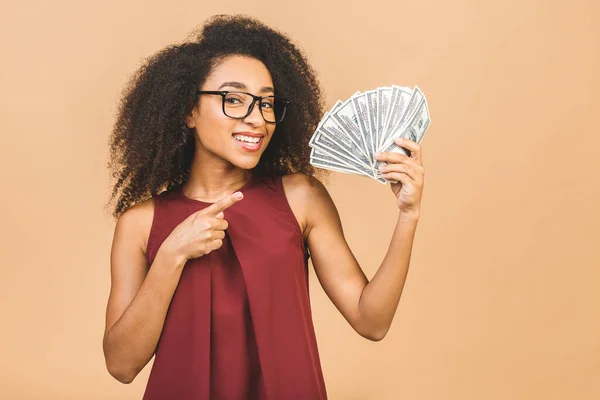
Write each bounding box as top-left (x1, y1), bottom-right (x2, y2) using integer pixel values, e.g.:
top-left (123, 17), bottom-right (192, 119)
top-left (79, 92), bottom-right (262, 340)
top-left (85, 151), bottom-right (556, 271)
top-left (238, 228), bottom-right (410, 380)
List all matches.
top-left (310, 149), bottom-right (366, 177)
top-left (309, 85), bottom-right (431, 184)
top-left (310, 105), bottom-right (372, 171)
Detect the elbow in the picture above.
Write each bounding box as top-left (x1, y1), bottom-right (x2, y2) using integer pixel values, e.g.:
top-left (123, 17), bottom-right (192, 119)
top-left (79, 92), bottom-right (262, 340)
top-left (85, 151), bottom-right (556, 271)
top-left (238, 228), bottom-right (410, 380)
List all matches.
top-left (355, 323), bottom-right (389, 342)
top-left (362, 329), bottom-right (388, 342)
top-left (103, 337), bottom-right (139, 384)
top-left (105, 360), bottom-right (138, 384)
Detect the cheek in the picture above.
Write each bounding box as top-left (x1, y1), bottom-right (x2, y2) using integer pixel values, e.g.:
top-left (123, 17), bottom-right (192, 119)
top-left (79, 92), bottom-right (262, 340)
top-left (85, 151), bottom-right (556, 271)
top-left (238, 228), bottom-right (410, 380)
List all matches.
top-left (265, 125), bottom-right (277, 142)
top-left (195, 108), bottom-right (235, 146)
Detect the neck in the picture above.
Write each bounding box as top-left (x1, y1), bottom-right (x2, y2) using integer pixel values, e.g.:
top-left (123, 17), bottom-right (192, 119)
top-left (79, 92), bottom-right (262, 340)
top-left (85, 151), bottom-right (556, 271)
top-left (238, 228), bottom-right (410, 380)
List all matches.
top-left (182, 147), bottom-right (252, 203)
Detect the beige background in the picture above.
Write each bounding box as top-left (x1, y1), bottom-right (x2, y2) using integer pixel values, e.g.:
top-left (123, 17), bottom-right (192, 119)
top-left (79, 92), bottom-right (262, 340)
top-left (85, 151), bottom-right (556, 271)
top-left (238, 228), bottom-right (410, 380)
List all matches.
top-left (1, 0), bottom-right (599, 399)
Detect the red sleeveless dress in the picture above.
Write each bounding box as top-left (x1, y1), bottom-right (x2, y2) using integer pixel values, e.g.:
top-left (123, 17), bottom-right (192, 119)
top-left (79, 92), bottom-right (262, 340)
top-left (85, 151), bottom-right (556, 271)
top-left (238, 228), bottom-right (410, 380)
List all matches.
top-left (143, 175), bottom-right (328, 400)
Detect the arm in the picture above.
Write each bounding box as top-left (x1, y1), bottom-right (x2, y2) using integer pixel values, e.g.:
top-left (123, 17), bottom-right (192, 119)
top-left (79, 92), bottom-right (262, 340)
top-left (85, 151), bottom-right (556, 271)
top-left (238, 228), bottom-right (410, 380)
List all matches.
top-left (304, 180), bottom-right (418, 341)
top-left (102, 200), bottom-right (185, 384)
top-left (353, 215), bottom-right (418, 340)
top-left (290, 138), bottom-right (424, 341)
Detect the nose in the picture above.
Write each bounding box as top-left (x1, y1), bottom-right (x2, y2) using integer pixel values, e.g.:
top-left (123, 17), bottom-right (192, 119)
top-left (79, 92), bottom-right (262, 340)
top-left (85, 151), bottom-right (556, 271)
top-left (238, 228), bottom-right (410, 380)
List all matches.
top-left (243, 99), bottom-right (266, 127)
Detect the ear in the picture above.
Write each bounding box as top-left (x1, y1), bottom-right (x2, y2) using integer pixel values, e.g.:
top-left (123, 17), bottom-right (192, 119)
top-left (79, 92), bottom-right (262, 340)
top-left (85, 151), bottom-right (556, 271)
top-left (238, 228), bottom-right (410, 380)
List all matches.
top-left (186, 106), bottom-right (199, 129)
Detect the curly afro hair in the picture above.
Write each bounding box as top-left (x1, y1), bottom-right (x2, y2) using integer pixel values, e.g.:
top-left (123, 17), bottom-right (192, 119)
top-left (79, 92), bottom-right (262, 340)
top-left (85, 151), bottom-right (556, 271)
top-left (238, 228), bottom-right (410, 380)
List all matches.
top-left (106, 14), bottom-right (328, 220)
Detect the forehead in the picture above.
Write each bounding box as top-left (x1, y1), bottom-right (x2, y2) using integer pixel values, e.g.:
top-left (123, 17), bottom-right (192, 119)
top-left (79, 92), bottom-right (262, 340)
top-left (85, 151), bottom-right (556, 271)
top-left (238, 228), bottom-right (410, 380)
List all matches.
top-left (205, 55), bottom-right (273, 88)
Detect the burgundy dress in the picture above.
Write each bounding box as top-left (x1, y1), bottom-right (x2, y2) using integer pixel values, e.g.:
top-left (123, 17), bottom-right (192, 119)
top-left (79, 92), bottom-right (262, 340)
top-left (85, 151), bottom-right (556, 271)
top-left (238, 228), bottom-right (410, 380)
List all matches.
top-left (143, 175), bottom-right (328, 400)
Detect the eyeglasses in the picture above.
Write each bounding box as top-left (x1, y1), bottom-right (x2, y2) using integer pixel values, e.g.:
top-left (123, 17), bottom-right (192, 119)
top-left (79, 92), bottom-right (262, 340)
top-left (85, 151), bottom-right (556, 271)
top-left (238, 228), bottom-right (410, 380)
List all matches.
top-left (197, 90), bottom-right (289, 123)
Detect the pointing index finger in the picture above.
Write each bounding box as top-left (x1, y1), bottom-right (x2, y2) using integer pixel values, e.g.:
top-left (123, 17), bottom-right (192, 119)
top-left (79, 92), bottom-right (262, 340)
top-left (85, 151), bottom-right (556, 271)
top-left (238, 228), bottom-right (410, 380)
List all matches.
top-left (205, 192), bottom-right (244, 215)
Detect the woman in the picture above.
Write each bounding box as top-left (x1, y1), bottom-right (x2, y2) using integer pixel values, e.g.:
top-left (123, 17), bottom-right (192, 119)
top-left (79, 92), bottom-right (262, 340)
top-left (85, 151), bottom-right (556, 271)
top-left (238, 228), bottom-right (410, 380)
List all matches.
top-left (103, 15), bottom-right (424, 400)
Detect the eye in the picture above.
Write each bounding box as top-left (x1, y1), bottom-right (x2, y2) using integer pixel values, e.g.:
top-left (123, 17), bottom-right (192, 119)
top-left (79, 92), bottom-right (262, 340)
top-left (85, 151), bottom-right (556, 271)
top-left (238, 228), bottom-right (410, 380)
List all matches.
top-left (225, 97), bottom-right (243, 105)
top-left (261, 98), bottom-right (275, 109)
top-left (224, 93), bottom-right (247, 106)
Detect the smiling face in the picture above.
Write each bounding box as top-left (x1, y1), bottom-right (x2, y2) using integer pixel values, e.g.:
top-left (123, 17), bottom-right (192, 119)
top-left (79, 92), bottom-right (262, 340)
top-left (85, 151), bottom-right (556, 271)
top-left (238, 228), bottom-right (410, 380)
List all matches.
top-left (186, 55), bottom-right (278, 171)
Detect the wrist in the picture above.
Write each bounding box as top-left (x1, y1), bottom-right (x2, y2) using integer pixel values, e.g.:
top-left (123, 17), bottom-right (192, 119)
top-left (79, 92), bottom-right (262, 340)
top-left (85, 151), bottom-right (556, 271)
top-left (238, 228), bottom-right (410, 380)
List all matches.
top-left (398, 210), bottom-right (420, 222)
top-left (156, 242), bottom-right (187, 271)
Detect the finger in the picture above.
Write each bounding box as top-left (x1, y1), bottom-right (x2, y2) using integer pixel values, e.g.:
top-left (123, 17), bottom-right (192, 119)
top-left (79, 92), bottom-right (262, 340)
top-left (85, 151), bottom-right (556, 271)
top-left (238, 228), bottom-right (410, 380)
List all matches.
top-left (212, 218), bottom-right (229, 232)
top-left (206, 239), bottom-right (223, 253)
top-left (393, 137), bottom-right (423, 164)
top-left (381, 171), bottom-right (414, 185)
top-left (193, 215), bottom-right (227, 231)
top-left (373, 151), bottom-right (410, 164)
top-left (197, 217), bottom-right (229, 231)
top-left (211, 230), bottom-right (226, 241)
top-left (215, 211), bottom-right (224, 219)
top-left (204, 192), bottom-right (244, 215)
top-left (379, 163), bottom-right (419, 182)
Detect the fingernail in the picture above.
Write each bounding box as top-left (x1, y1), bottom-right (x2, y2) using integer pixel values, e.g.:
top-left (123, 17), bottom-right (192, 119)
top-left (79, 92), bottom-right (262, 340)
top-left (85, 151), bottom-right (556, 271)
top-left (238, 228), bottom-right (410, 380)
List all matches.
top-left (374, 152), bottom-right (382, 158)
top-left (234, 192), bottom-right (243, 200)
top-left (396, 137), bottom-right (404, 143)
top-left (378, 165), bottom-right (387, 171)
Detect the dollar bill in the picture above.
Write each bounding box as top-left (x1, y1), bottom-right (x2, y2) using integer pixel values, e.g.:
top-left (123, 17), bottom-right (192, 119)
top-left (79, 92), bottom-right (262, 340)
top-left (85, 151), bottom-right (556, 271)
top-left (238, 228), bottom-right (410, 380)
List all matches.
top-left (330, 92), bottom-right (372, 163)
top-left (380, 86), bottom-right (413, 149)
top-left (310, 148), bottom-right (367, 177)
top-left (383, 86), bottom-right (424, 146)
top-left (374, 95), bottom-right (430, 174)
top-left (309, 107), bottom-right (373, 170)
top-left (350, 93), bottom-right (372, 164)
top-left (309, 128), bottom-right (374, 177)
top-left (376, 87), bottom-right (393, 149)
top-left (310, 148), bottom-right (386, 183)
top-left (365, 90), bottom-right (378, 162)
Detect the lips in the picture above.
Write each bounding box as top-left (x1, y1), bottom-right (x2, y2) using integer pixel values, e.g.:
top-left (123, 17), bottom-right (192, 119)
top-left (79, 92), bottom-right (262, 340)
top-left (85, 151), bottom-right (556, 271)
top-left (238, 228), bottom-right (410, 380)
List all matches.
top-left (233, 132), bottom-right (265, 138)
top-left (233, 131), bottom-right (264, 138)
top-left (232, 132), bottom-right (264, 152)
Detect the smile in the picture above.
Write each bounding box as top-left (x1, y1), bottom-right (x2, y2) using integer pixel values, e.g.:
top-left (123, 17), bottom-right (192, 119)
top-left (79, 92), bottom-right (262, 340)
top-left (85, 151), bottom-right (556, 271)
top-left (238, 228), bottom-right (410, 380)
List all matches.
top-left (232, 133), bottom-right (264, 152)
top-left (233, 134), bottom-right (261, 143)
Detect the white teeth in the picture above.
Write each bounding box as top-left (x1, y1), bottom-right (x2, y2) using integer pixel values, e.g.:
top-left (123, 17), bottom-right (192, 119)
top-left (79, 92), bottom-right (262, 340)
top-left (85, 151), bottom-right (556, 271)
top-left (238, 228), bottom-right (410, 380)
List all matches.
top-left (234, 135), bottom-right (261, 143)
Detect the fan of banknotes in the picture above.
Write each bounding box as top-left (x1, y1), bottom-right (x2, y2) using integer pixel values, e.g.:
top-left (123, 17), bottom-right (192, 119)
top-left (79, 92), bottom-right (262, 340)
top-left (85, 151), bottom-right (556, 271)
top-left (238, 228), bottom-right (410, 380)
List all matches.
top-left (309, 85), bottom-right (430, 184)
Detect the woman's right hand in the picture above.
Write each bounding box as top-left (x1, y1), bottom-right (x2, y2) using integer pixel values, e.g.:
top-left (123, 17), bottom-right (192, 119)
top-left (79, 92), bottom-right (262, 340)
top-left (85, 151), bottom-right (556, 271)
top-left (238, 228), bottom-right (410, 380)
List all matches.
top-left (161, 191), bottom-right (244, 264)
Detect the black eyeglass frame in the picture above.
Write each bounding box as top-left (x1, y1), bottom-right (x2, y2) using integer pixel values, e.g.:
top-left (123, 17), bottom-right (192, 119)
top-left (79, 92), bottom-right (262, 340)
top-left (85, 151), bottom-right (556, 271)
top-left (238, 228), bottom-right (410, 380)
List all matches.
top-left (197, 90), bottom-right (290, 123)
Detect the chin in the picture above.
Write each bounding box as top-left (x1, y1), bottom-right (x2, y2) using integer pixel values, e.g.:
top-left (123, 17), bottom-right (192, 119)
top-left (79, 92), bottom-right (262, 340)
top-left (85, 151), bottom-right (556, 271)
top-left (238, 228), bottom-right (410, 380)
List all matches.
top-left (231, 155), bottom-right (262, 170)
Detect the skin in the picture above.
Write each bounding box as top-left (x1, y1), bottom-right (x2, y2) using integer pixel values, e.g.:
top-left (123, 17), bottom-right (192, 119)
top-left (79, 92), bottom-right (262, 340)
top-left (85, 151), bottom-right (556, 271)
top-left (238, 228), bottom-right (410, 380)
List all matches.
top-left (103, 55), bottom-right (425, 384)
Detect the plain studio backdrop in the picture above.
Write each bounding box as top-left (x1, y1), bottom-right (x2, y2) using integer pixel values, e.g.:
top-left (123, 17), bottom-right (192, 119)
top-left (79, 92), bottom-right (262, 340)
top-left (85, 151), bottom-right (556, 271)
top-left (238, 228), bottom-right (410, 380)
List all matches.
top-left (1, 0), bottom-right (599, 399)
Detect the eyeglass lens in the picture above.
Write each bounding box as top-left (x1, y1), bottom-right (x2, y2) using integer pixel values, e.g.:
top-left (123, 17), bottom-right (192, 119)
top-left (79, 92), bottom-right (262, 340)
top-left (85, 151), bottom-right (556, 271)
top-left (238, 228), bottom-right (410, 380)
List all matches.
top-left (223, 92), bottom-right (285, 123)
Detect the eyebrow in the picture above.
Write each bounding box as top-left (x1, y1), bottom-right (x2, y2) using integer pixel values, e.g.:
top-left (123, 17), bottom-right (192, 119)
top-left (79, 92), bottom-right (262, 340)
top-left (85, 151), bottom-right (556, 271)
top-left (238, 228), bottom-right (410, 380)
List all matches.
top-left (217, 81), bottom-right (275, 94)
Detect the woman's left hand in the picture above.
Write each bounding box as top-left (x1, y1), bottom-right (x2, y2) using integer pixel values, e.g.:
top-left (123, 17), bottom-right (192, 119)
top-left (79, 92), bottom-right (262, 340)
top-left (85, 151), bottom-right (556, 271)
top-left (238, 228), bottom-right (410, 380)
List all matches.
top-left (374, 137), bottom-right (425, 219)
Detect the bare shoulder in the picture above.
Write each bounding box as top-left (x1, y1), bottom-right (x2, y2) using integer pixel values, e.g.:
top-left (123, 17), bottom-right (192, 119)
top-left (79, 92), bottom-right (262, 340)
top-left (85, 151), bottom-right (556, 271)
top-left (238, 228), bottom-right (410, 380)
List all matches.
top-left (281, 172), bottom-right (328, 196)
top-left (113, 197), bottom-right (155, 254)
top-left (281, 173), bottom-right (335, 237)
